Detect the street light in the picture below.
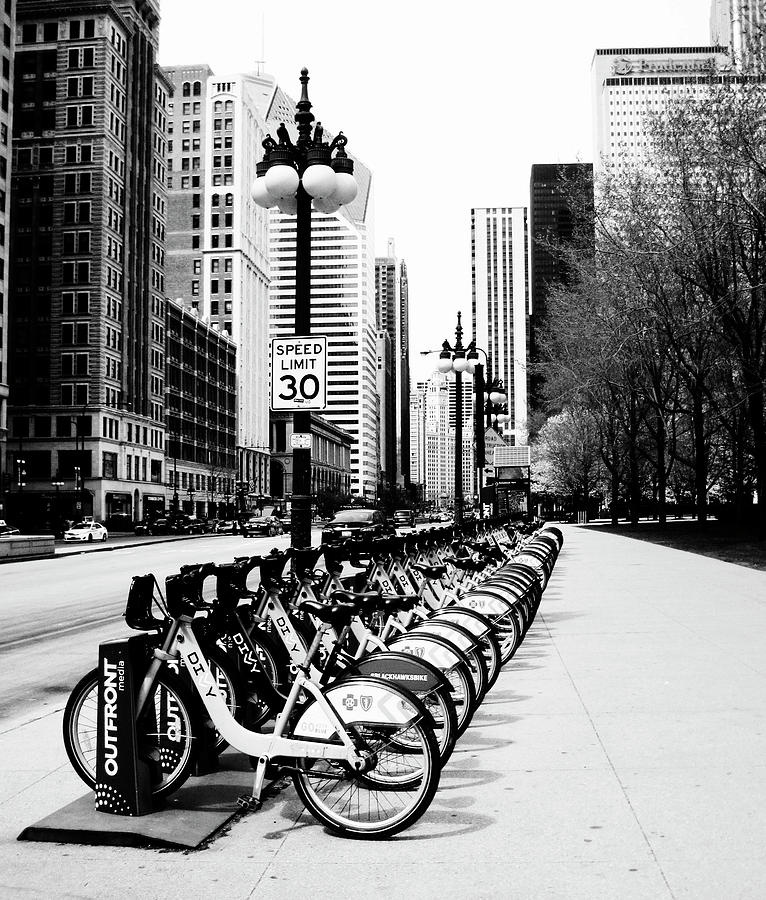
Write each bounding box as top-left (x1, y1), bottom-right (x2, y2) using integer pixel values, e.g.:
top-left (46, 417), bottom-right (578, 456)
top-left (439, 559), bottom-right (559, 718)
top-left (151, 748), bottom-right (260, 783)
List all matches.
top-left (252, 67), bottom-right (357, 550)
top-left (16, 457), bottom-right (26, 491)
top-left (52, 478), bottom-right (64, 536)
top-left (436, 312), bottom-right (471, 527)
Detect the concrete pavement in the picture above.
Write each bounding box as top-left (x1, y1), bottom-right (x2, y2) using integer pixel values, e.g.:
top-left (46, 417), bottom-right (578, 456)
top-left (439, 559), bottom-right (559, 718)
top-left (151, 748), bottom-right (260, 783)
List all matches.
top-left (2, 524), bottom-right (766, 898)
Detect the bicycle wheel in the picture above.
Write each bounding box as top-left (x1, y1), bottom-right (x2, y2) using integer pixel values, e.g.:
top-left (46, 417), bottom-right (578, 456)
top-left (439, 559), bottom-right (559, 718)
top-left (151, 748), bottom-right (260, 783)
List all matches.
top-left (63, 667), bottom-right (197, 800)
top-left (292, 718), bottom-right (440, 839)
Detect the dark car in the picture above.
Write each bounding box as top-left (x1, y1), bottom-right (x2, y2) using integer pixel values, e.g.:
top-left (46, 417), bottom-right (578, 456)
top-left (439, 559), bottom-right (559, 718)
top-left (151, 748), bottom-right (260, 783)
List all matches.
top-left (241, 515), bottom-right (284, 538)
top-left (139, 515), bottom-right (203, 536)
top-left (321, 508), bottom-right (394, 545)
top-left (134, 518), bottom-right (156, 535)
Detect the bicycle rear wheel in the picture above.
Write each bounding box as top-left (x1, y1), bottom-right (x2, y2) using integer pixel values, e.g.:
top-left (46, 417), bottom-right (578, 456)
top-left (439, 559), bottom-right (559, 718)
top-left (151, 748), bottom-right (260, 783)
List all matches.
top-left (63, 667), bottom-right (197, 800)
top-left (292, 718), bottom-right (440, 839)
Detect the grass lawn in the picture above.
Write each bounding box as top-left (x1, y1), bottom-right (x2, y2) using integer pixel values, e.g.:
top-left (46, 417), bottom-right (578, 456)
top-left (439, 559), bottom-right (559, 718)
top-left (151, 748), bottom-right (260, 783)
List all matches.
top-left (587, 519), bottom-right (766, 572)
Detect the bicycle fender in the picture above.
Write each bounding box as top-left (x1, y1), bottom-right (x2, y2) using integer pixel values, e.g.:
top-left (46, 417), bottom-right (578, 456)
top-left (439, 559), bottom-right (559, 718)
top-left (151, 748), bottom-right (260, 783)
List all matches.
top-left (432, 609), bottom-right (492, 639)
top-left (458, 592), bottom-right (513, 615)
top-left (353, 651), bottom-right (451, 694)
top-left (388, 633), bottom-right (465, 672)
top-left (409, 621), bottom-right (476, 654)
top-left (293, 676), bottom-right (422, 739)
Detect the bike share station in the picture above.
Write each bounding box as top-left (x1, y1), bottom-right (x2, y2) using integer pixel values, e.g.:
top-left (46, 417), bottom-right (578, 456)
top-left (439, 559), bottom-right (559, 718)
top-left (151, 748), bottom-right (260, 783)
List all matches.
top-left (19, 338), bottom-right (334, 850)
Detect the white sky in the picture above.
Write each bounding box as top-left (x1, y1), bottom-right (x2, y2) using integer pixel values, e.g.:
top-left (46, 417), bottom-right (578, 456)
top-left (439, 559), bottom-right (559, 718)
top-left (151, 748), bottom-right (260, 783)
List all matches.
top-left (158, 0), bottom-right (712, 381)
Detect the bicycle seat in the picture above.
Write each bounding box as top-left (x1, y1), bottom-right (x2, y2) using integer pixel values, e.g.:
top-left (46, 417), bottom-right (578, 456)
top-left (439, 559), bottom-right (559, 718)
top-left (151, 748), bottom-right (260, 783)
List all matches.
top-left (412, 563), bottom-right (448, 579)
top-left (300, 599), bottom-right (357, 629)
top-left (381, 593), bottom-right (420, 613)
top-left (449, 556), bottom-right (484, 572)
top-left (329, 588), bottom-right (381, 611)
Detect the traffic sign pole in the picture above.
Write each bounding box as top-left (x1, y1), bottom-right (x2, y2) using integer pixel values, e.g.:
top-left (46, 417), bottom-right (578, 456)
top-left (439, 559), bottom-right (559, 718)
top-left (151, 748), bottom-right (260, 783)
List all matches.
top-left (292, 184), bottom-right (312, 550)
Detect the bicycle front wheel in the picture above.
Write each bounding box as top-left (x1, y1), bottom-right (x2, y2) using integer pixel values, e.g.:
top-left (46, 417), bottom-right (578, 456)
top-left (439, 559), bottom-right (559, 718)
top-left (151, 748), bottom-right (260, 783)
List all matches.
top-left (293, 718), bottom-right (440, 839)
top-left (63, 667), bottom-right (197, 800)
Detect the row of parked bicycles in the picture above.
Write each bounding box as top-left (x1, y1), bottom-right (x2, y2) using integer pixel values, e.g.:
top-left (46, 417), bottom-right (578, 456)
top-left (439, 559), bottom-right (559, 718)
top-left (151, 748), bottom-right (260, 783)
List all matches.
top-left (63, 518), bottom-right (563, 839)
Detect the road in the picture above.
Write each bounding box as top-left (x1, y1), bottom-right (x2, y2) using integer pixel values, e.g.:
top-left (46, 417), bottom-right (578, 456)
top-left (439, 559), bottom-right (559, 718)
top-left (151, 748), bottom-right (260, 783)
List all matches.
top-left (0, 531), bottom-right (302, 722)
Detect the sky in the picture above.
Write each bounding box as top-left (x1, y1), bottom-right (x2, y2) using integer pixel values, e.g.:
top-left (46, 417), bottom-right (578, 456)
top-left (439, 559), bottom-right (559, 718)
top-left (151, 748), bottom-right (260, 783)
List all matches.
top-left (158, 0), bottom-right (714, 382)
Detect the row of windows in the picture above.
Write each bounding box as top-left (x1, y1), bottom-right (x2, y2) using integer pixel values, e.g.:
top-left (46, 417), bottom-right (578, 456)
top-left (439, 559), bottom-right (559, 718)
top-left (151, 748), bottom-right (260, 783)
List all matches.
top-left (21, 20), bottom-right (96, 44)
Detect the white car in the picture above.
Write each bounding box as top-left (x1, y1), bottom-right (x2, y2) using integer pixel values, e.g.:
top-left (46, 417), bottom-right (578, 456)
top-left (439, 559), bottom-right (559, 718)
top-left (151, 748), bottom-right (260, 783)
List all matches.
top-left (64, 522), bottom-right (108, 542)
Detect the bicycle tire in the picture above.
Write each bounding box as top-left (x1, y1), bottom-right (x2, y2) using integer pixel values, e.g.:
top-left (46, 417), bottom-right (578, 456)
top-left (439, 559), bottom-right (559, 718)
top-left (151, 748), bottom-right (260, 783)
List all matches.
top-left (292, 716), bottom-right (440, 839)
top-left (63, 666), bottom-right (197, 800)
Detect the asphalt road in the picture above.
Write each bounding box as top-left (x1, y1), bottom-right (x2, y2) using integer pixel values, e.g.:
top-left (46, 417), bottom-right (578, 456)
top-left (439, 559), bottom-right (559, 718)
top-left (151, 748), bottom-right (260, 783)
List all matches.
top-left (0, 531), bottom-right (300, 722)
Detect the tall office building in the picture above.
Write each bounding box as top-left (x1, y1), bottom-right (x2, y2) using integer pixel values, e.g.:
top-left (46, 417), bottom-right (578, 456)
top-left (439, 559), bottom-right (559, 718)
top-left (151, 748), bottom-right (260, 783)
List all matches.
top-left (591, 45), bottom-right (731, 170)
top-left (7, 0), bottom-right (169, 527)
top-left (528, 163), bottom-right (593, 415)
top-left (163, 67), bottom-right (271, 500)
top-left (376, 328), bottom-right (395, 488)
top-left (375, 239), bottom-right (410, 488)
top-left (471, 207), bottom-right (529, 446)
top-left (711, 0), bottom-right (766, 66)
top-left (252, 74), bottom-right (379, 500)
top-left (410, 374), bottom-right (473, 506)
top-left (0, 0), bottom-right (13, 517)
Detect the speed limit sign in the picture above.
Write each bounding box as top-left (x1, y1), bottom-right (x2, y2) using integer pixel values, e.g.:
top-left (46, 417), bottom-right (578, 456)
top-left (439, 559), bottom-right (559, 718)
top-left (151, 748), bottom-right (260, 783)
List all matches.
top-left (270, 336), bottom-right (328, 411)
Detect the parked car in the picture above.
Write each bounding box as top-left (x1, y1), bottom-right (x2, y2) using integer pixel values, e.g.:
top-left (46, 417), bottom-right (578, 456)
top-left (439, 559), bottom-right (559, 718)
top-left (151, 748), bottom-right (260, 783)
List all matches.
top-left (321, 508), bottom-right (394, 545)
top-left (64, 521), bottom-right (108, 542)
top-left (393, 509), bottom-right (416, 529)
top-left (214, 519), bottom-right (239, 534)
top-left (0, 519), bottom-right (20, 536)
top-left (241, 515), bottom-right (284, 538)
top-left (133, 519), bottom-right (155, 536)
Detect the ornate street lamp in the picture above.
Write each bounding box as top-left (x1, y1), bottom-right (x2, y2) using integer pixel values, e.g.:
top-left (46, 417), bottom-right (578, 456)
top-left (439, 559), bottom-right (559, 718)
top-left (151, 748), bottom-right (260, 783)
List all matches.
top-left (252, 68), bottom-right (357, 549)
top-left (436, 312), bottom-right (471, 527)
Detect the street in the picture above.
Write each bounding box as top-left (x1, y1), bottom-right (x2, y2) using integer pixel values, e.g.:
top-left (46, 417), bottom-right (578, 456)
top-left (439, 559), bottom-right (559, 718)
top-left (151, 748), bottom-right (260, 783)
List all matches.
top-left (0, 532), bottom-right (299, 722)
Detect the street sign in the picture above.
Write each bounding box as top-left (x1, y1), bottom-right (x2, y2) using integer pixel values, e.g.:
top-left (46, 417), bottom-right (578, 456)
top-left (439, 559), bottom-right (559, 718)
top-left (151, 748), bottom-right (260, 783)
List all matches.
top-left (290, 432), bottom-right (312, 450)
top-left (270, 336), bottom-right (327, 411)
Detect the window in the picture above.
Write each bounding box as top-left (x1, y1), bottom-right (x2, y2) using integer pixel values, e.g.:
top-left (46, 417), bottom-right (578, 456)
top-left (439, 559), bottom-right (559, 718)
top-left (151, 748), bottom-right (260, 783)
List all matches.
top-left (210, 278), bottom-right (219, 294)
top-left (182, 81), bottom-right (190, 97)
top-left (22, 23), bottom-right (37, 43)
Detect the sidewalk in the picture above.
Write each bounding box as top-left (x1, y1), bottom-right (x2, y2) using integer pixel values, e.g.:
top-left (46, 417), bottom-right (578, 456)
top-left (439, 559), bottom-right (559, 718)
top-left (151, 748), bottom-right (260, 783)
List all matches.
top-left (2, 524), bottom-right (766, 898)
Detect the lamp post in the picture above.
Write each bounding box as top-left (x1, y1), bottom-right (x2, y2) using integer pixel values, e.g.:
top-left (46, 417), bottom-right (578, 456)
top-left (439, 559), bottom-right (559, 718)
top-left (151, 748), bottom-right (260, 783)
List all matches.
top-left (187, 485), bottom-right (195, 514)
top-left (52, 478), bottom-right (64, 536)
top-left (436, 312), bottom-right (471, 527)
top-left (16, 457), bottom-right (26, 491)
top-left (252, 68), bottom-right (358, 550)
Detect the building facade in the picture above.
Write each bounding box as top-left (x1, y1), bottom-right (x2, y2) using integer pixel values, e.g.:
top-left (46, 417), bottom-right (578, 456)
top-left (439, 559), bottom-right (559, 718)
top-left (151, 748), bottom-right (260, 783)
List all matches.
top-left (410, 374), bottom-right (474, 507)
top-left (269, 411), bottom-right (352, 500)
top-left (6, 0), bottom-right (168, 529)
top-left (165, 297), bottom-right (236, 519)
top-left (591, 46), bottom-right (731, 170)
top-left (376, 328), bottom-right (395, 489)
top-left (254, 73), bottom-right (379, 501)
top-left (374, 239), bottom-right (410, 489)
top-left (528, 163), bottom-right (593, 416)
top-left (163, 66), bottom-right (271, 500)
top-left (0, 0), bottom-right (13, 517)
top-left (471, 206), bottom-right (529, 446)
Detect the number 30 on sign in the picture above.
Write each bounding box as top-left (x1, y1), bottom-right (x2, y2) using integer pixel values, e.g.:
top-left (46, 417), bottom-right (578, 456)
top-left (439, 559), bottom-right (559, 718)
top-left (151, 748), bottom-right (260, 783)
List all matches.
top-left (270, 336), bottom-right (328, 411)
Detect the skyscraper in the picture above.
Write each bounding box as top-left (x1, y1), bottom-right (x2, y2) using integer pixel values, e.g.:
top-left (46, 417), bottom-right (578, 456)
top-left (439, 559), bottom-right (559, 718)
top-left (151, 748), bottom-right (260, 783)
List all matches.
top-left (528, 163), bottom-right (593, 415)
top-left (163, 67), bottom-right (271, 499)
top-left (253, 74), bottom-right (379, 500)
top-left (591, 45), bottom-right (731, 171)
top-left (7, 0), bottom-right (169, 527)
top-left (0, 0), bottom-right (13, 517)
top-left (375, 239), bottom-right (410, 488)
top-left (471, 207), bottom-right (529, 446)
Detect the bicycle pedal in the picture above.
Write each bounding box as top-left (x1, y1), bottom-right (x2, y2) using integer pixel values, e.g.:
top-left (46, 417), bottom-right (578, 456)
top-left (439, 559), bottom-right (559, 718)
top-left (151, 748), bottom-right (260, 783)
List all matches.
top-left (237, 794), bottom-right (262, 811)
